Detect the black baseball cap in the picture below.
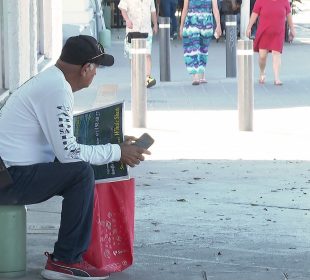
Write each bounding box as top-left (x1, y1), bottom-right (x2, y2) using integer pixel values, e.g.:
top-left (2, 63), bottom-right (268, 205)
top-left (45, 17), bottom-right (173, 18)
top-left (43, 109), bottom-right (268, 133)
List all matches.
top-left (60, 35), bottom-right (114, 67)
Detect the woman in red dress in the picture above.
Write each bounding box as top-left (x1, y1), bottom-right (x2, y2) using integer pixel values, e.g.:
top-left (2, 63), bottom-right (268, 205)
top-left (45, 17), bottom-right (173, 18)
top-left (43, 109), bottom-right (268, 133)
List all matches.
top-left (246, 0), bottom-right (295, 85)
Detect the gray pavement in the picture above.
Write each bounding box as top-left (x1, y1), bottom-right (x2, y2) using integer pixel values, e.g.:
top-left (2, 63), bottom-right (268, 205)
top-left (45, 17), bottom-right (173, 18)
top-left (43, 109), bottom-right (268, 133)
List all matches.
top-left (3, 16), bottom-right (310, 280)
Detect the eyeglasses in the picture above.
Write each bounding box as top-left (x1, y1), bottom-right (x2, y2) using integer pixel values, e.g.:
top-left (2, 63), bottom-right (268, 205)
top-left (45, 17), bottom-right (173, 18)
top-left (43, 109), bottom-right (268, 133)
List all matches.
top-left (82, 42), bottom-right (105, 66)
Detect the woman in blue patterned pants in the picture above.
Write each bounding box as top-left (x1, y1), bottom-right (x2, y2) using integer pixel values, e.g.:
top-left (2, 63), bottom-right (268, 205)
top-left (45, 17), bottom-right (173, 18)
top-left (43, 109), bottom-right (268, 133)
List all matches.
top-left (180, 0), bottom-right (221, 85)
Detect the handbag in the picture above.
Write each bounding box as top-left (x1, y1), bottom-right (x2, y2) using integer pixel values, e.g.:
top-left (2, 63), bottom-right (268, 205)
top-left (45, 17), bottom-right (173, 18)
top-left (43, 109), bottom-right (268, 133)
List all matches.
top-left (84, 178), bottom-right (135, 273)
top-left (126, 32), bottom-right (148, 43)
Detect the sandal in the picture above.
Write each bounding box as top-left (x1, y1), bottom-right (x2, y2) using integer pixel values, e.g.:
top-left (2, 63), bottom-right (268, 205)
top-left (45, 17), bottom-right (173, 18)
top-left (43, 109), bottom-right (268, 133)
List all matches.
top-left (192, 80), bottom-right (200, 86)
top-left (259, 74), bottom-right (266, 84)
top-left (199, 79), bottom-right (208, 84)
top-left (274, 81), bottom-right (283, 86)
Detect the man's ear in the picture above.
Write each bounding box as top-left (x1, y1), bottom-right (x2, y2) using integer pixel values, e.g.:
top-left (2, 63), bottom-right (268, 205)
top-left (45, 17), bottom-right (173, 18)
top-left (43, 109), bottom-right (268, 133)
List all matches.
top-left (81, 63), bottom-right (94, 77)
top-left (81, 63), bottom-right (91, 77)
top-left (80, 63), bottom-right (89, 77)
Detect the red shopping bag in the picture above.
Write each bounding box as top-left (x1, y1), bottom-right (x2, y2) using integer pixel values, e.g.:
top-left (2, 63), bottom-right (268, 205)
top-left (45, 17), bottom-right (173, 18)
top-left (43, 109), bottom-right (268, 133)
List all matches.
top-left (84, 178), bottom-right (135, 273)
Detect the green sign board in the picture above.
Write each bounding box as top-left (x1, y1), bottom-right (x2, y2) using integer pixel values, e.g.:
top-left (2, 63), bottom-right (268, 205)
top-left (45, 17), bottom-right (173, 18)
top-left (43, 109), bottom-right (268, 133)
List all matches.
top-left (74, 102), bottom-right (128, 182)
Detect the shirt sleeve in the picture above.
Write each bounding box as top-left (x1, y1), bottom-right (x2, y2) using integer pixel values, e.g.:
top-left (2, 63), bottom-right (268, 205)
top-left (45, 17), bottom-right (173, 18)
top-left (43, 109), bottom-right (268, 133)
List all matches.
top-left (151, 0), bottom-right (156, 12)
top-left (285, 0), bottom-right (291, 15)
top-left (118, 0), bottom-right (128, 11)
top-left (36, 84), bottom-right (121, 165)
top-left (253, 0), bottom-right (262, 14)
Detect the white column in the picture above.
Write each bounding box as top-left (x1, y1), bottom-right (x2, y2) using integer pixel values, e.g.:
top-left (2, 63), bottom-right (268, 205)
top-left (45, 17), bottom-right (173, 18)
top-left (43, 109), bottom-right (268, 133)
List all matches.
top-left (51, 0), bottom-right (63, 59)
top-left (0, 0), bottom-right (3, 90)
top-left (1, 0), bottom-right (62, 92)
top-left (240, 1), bottom-right (250, 39)
top-left (40, 0), bottom-right (63, 60)
top-left (3, 0), bottom-right (31, 90)
top-left (29, 0), bottom-right (38, 77)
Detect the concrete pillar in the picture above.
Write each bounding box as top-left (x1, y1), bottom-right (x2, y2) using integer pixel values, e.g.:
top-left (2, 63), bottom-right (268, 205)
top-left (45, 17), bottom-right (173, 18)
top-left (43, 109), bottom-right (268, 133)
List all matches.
top-left (0, 0), bottom-right (3, 90)
top-left (2, 0), bottom-right (30, 90)
top-left (29, 0), bottom-right (38, 77)
top-left (1, 0), bottom-right (62, 91)
top-left (40, 0), bottom-right (63, 60)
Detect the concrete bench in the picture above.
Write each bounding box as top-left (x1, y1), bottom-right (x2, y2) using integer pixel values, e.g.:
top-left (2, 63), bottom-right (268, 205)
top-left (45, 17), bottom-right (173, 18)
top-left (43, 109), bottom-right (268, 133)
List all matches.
top-left (0, 205), bottom-right (26, 278)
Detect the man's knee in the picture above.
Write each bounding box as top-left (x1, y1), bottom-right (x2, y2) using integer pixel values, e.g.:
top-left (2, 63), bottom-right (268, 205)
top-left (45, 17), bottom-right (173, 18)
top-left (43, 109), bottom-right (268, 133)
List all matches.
top-left (74, 161), bottom-right (95, 187)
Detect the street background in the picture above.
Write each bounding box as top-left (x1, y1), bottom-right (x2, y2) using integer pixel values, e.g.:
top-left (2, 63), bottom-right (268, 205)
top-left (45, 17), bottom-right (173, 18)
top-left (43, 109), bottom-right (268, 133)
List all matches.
top-left (10, 5), bottom-right (310, 280)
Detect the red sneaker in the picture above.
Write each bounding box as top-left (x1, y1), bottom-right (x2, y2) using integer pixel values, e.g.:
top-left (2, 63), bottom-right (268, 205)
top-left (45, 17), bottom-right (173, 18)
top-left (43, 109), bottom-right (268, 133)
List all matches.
top-left (41, 252), bottom-right (109, 280)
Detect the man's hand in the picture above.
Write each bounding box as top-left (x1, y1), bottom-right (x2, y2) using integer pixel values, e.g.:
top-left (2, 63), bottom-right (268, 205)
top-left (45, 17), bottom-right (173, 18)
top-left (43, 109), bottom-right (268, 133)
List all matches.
top-left (119, 142), bottom-right (151, 167)
top-left (124, 135), bottom-right (137, 144)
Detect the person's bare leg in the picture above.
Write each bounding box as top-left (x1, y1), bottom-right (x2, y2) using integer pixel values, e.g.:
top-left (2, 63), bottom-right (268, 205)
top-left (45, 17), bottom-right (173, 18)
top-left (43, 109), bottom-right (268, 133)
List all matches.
top-left (192, 73), bottom-right (200, 85)
top-left (272, 51), bottom-right (282, 85)
top-left (198, 71), bottom-right (207, 83)
top-left (146, 54), bottom-right (151, 77)
top-left (145, 54), bottom-right (156, 88)
top-left (258, 49), bottom-right (268, 83)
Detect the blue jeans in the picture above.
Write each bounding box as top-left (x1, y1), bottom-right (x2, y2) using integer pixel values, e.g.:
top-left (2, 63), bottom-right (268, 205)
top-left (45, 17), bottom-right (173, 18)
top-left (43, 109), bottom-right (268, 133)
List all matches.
top-left (161, 0), bottom-right (178, 35)
top-left (0, 161), bottom-right (95, 264)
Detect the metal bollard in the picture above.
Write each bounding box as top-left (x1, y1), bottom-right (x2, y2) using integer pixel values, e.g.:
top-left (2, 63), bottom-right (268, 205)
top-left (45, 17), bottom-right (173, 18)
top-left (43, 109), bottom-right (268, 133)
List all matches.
top-left (225, 15), bottom-right (237, 78)
top-left (237, 39), bottom-right (254, 131)
top-left (158, 17), bottom-right (171, 82)
top-left (0, 205), bottom-right (27, 278)
top-left (131, 38), bottom-right (147, 128)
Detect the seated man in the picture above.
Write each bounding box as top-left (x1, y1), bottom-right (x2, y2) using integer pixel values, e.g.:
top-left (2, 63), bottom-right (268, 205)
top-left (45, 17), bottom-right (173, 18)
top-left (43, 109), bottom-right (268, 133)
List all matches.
top-left (0, 35), bottom-right (150, 280)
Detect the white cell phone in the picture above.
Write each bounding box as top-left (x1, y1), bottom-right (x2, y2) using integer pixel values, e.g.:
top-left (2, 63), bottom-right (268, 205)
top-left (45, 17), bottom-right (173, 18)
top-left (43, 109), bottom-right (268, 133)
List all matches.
top-left (133, 133), bottom-right (154, 149)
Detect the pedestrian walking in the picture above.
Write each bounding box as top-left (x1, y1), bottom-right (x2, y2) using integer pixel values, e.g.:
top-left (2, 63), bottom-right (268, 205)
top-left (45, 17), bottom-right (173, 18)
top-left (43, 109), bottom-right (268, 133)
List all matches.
top-left (0, 35), bottom-right (150, 280)
top-left (249, 0), bottom-right (257, 38)
top-left (157, 0), bottom-right (179, 39)
top-left (118, 0), bottom-right (158, 88)
top-left (246, 0), bottom-right (295, 85)
top-left (179, 0), bottom-right (222, 85)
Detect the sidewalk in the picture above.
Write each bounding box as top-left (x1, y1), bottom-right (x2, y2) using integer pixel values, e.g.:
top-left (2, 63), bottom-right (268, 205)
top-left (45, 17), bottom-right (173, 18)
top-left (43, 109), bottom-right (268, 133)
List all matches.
top-left (10, 17), bottom-right (310, 280)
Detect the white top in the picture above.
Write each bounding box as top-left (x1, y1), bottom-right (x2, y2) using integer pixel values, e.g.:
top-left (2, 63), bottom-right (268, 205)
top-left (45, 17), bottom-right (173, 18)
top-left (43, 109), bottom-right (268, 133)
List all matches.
top-left (118, 0), bottom-right (156, 34)
top-left (0, 66), bottom-right (121, 167)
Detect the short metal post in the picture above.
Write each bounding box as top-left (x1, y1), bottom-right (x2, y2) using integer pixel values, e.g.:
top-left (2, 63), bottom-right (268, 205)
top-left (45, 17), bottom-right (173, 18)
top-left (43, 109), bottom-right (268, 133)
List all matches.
top-left (131, 38), bottom-right (147, 128)
top-left (225, 15), bottom-right (237, 78)
top-left (237, 39), bottom-right (254, 131)
top-left (159, 17), bottom-right (171, 82)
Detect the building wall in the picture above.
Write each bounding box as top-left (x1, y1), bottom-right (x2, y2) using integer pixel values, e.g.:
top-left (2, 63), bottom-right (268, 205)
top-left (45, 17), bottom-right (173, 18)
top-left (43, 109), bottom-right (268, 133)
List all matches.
top-left (0, 0), bottom-right (62, 96)
top-left (0, 0), bottom-right (98, 101)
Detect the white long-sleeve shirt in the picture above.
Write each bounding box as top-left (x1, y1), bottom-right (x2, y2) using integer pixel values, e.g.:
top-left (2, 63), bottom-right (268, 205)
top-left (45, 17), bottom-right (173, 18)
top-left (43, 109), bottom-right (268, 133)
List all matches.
top-left (0, 66), bottom-right (121, 167)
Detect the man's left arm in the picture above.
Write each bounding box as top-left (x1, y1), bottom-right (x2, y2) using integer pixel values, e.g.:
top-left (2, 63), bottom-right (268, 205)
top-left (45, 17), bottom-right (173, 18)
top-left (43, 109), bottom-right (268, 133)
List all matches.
top-left (37, 86), bottom-right (121, 165)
